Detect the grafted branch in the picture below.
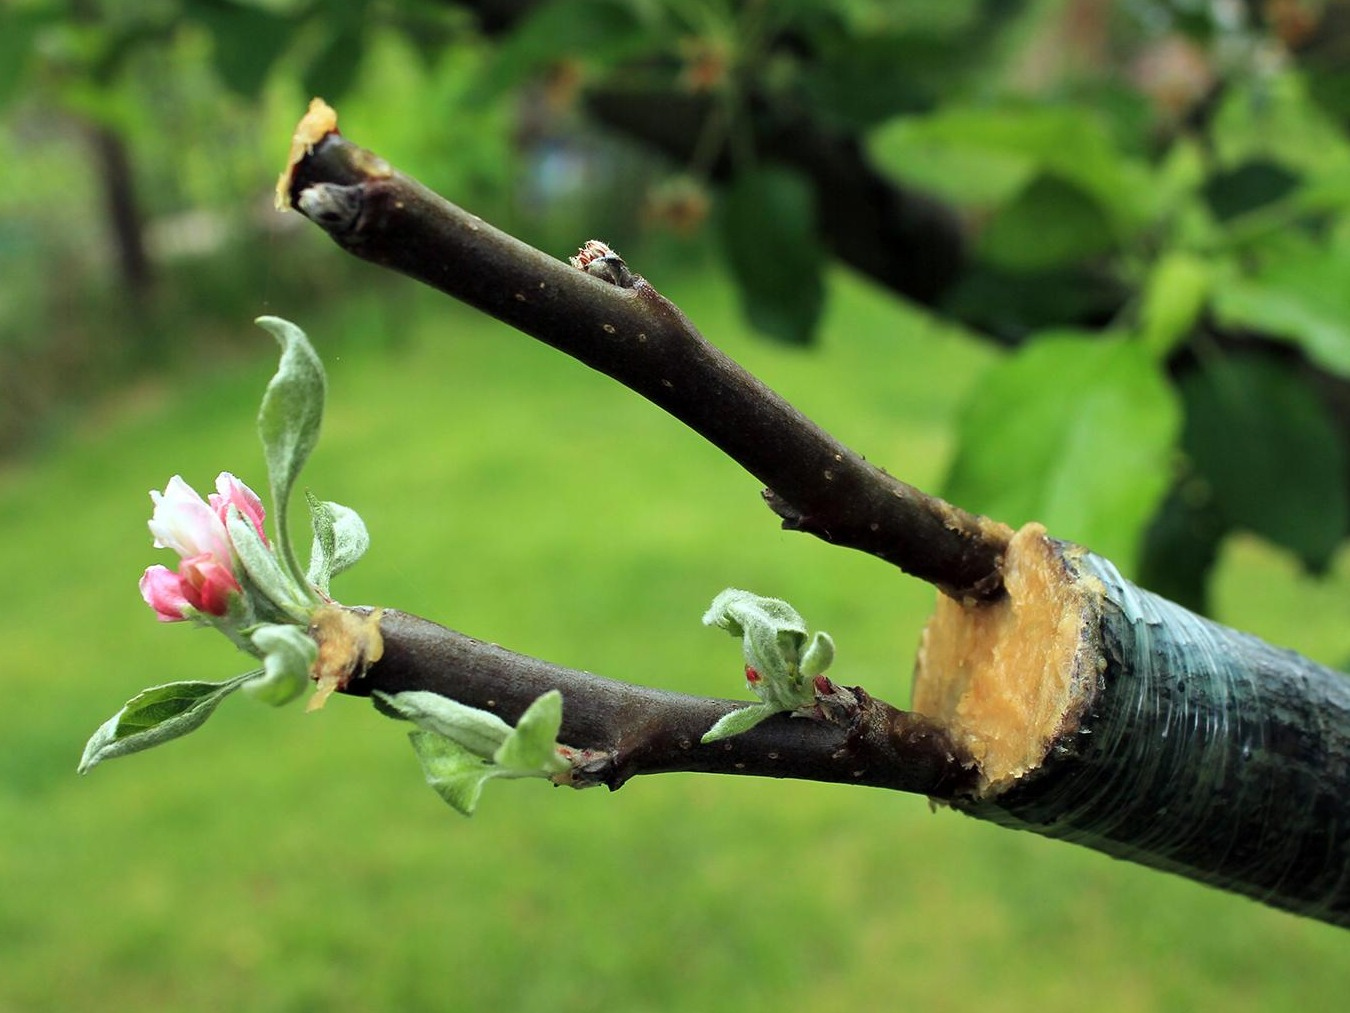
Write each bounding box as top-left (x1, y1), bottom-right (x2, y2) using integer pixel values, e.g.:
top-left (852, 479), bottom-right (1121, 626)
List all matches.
top-left (282, 105), bottom-right (1350, 929)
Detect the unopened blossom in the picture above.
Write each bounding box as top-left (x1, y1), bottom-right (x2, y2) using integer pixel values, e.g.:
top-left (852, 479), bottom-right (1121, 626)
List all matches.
top-left (140, 473), bottom-right (266, 621)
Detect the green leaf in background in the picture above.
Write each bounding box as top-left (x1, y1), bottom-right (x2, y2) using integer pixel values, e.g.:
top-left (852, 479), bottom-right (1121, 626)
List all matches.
top-left (870, 104), bottom-right (1154, 227)
top-left (1211, 240), bottom-right (1350, 379)
top-left (303, 27), bottom-right (367, 106)
top-left (1139, 250), bottom-right (1210, 359)
top-left (408, 729), bottom-right (498, 816)
top-left (1179, 353), bottom-right (1348, 573)
top-left (305, 492), bottom-right (370, 597)
top-left (944, 332), bottom-right (1181, 572)
top-left (186, 0), bottom-right (296, 100)
top-left (1137, 476), bottom-right (1231, 615)
top-left (475, 0), bottom-right (659, 100)
top-left (78, 674), bottom-right (253, 774)
top-left (720, 167), bottom-right (825, 345)
top-left (1201, 159), bottom-right (1301, 222)
top-left (493, 690), bottom-right (567, 775)
top-left (978, 174), bottom-right (1117, 272)
top-left (255, 317), bottom-right (327, 589)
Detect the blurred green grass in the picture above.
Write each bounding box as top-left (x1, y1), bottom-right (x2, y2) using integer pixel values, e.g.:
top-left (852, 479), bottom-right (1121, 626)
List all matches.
top-left (2, 266), bottom-right (1349, 1012)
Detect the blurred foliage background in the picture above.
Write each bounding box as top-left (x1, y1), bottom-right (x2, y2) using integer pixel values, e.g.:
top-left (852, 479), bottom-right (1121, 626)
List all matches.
top-left (3, 0), bottom-right (1350, 1009)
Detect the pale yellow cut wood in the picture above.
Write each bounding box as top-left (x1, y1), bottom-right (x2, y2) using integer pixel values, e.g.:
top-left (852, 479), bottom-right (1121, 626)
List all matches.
top-left (912, 523), bottom-right (1102, 794)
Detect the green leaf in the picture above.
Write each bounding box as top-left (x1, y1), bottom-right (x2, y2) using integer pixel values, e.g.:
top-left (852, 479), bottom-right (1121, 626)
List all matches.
top-left (408, 729), bottom-right (499, 816)
top-left (255, 317), bottom-right (327, 589)
top-left (871, 104), bottom-right (1154, 226)
top-left (1179, 354), bottom-right (1348, 572)
top-left (978, 174), bottom-right (1117, 272)
top-left (493, 690), bottom-right (567, 775)
top-left (226, 509), bottom-right (313, 618)
top-left (799, 631), bottom-right (835, 679)
top-left (245, 624), bottom-right (317, 706)
top-left (475, 0), bottom-right (659, 100)
top-left (187, 0), bottom-right (296, 100)
top-left (374, 691), bottom-right (512, 759)
top-left (78, 675), bottom-right (253, 774)
top-left (944, 333), bottom-right (1181, 573)
top-left (303, 25), bottom-right (366, 105)
top-left (1137, 476), bottom-right (1231, 614)
top-left (700, 704), bottom-right (777, 744)
top-left (702, 589), bottom-right (828, 713)
top-left (1212, 242), bottom-right (1350, 378)
top-left (305, 492), bottom-right (370, 596)
top-left (1139, 251), bottom-right (1210, 359)
top-left (720, 167), bottom-right (825, 345)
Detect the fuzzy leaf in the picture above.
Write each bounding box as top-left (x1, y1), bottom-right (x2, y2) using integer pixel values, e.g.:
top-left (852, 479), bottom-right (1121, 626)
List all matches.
top-left (703, 590), bottom-right (823, 712)
top-left (306, 492), bottom-right (370, 595)
top-left (408, 729), bottom-right (498, 816)
top-left (255, 317), bottom-right (327, 589)
top-left (227, 509), bottom-right (312, 617)
top-left (374, 691), bottom-right (512, 759)
top-left (700, 704), bottom-right (777, 744)
top-left (799, 631), bottom-right (836, 679)
top-left (78, 675), bottom-right (252, 774)
top-left (493, 690), bottom-right (567, 775)
top-left (246, 624), bottom-right (317, 706)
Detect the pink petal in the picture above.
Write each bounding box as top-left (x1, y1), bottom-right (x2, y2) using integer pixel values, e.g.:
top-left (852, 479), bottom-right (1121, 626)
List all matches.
top-left (209, 472), bottom-right (268, 545)
top-left (178, 554), bottom-right (241, 616)
top-left (139, 565), bottom-right (191, 622)
top-left (148, 475), bottom-right (231, 562)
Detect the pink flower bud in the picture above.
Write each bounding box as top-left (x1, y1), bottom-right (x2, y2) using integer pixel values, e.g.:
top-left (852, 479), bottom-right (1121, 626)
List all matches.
top-left (141, 473), bottom-right (263, 621)
top-left (209, 471), bottom-right (268, 545)
top-left (178, 553), bottom-right (242, 616)
top-left (745, 665), bottom-right (761, 685)
top-left (148, 475), bottom-right (232, 563)
top-left (140, 564), bottom-right (192, 622)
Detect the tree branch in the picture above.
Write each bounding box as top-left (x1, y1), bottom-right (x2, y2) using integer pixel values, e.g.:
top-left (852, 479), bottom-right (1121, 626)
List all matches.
top-left (280, 111), bottom-right (1012, 602)
top-left (281, 105), bottom-right (1350, 929)
top-left (352, 609), bottom-right (977, 797)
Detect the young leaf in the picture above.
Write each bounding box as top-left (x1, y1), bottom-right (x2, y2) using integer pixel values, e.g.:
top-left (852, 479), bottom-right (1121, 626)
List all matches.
top-left (408, 729), bottom-right (499, 816)
top-left (943, 332), bottom-right (1181, 574)
top-left (373, 690), bottom-right (512, 759)
top-left (799, 631), bottom-right (836, 679)
top-left (226, 510), bottom-right (314, 618)
top-left (78, 675), bottom-right (253, 774)
top-left (700, 704), bottom-right (777, 744)
top-left (246, 624), bottom-right (318, 706)
top-left (255, 317), bottom-right (327, 590)
top-left (493, 690), bottom-right (567, 775)
top-left (305, 491), bottom-right (370, 596)
top-left (720, 167), bottom-right (825, 345)
top-left (702, 590), bottom-right (825, 712)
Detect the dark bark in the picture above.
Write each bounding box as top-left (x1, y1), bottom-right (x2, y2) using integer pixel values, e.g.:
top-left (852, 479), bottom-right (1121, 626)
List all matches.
top-left (351, 609), bottom-right (977, 798)
top-left (86, 122), bottom-right (152, 307)
top-left (284, 128), bottom-right (1012, 602)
